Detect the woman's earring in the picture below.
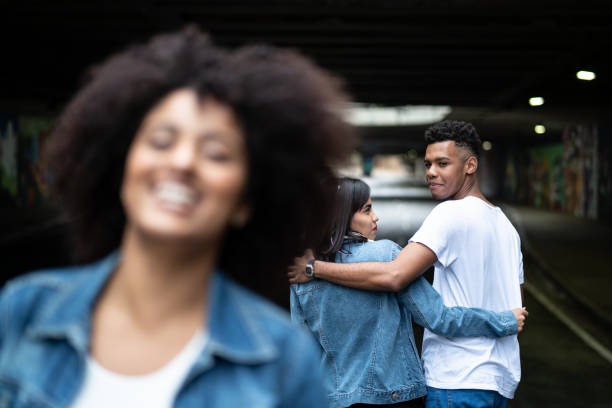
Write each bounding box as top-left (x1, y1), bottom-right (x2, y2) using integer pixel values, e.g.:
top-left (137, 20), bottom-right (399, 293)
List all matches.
top-left (230, 206), bottom-right (251, 228)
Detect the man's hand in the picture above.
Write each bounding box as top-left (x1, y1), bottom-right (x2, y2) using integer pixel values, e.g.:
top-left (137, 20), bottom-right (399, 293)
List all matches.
top-left (512, 307), bottom-right (528, 334)
top-left (288, 249), bottom-right (315, 284)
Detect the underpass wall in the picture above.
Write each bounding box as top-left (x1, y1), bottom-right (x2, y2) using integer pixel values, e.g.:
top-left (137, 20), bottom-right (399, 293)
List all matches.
top-left (0, 114), bottom-right (73, 285)
top-left (492, 123), bottom-right (609, 221)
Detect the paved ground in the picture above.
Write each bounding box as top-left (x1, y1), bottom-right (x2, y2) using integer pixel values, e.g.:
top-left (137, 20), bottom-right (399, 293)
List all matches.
top-left (510, 285), bottom-right (612, 408)
top-left (502, 204), bottom-right (612, 328)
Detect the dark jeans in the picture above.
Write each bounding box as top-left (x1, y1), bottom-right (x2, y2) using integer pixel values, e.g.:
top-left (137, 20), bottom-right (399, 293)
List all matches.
top-left (351, 397), bottom-right (426, 408)
top-left (425, 387), bottom-right (508, 408)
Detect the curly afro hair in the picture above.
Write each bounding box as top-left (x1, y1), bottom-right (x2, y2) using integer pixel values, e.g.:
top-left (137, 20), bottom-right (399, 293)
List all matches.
top-left (424, 120), bottom-right (482, 160)
top-left (45, 26), bottom-right (355, 300)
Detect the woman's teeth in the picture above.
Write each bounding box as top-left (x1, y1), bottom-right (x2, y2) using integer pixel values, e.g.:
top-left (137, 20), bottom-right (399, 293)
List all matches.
top-left (155, 182), bottom-right (198, 206)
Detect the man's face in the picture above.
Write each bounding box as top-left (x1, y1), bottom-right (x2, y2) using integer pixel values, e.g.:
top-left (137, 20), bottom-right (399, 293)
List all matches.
top-left (424, 140), bottom-right (471, 200)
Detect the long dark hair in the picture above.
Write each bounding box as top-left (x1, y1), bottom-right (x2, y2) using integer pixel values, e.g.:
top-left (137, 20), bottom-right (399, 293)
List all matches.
top-left (319, 177), bottom-right (370, 261)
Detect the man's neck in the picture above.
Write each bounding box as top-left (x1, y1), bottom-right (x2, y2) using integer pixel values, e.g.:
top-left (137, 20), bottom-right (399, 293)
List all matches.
top-left (450, 177), bottom-right (494, 206)
top-left (451, 174), bottom-right (479, 200)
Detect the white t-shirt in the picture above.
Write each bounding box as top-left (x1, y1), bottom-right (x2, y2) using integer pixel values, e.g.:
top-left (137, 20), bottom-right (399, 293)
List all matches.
top-left (71, 329), bottom-right (208, 408)
top-left (409, 196), bottom-right (523, 399)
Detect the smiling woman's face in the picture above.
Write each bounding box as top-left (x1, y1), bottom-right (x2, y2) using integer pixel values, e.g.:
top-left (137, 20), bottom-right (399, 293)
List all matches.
top-left (120, 88), bottom-right (250, 245)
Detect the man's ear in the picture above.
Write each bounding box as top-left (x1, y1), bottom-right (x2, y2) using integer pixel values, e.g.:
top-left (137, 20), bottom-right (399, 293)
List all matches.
top-left (465, 155), bottom-right (478, 175)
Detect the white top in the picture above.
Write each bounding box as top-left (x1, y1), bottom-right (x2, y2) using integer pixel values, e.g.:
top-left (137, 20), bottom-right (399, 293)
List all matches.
top-left (71, 329), bottom-right (208, 408)
top-left (410, 196), bottom-right (523, 399)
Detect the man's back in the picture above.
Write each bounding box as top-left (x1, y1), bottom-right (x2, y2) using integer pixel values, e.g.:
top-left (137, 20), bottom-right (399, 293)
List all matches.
top-left (410, 196), bottom-right (523, 399)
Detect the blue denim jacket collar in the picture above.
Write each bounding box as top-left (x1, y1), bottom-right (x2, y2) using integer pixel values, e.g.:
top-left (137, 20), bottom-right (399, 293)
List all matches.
top-left (25, 252), bottom-right (119, 355)
top-left (25, 251), bottom-right (279, 370)
top-left (201, 270), bottom-right (279, 364)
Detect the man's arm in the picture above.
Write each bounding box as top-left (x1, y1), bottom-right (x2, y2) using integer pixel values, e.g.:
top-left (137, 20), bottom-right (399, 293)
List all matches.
top-left (398, 277), bottom-right (527, 337)
top-left (288, 242), bottom-right (437, 292)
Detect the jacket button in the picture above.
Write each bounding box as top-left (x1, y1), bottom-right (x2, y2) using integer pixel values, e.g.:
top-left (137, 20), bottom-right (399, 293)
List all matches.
top-left (392, 393), bottom-right (400, 401)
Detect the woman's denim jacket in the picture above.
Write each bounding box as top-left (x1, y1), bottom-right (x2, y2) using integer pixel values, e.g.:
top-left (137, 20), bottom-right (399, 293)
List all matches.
top-left (290, 239), bottom-right (517, 408)
top-left (0, 252), bottom-right (327, 408)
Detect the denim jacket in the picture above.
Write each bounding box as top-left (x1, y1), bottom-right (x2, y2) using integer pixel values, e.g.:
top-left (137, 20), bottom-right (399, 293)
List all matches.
top-left (0, 251), bottom-right (326, 408)
top-left (290, 239), bottom-right (517, 408)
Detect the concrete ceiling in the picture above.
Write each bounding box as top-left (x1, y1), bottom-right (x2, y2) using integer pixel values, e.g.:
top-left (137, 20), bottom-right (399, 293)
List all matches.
top-left (2, 0), bottom-right (610, 150)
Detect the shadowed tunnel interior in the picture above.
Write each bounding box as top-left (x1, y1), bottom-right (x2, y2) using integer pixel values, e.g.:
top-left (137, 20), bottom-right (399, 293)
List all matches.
top-left (1, 1), bottom-right (611, 406)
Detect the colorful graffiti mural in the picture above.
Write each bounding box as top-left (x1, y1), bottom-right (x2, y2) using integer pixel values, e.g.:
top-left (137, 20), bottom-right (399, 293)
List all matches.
top-left (527, 143), bottom-right (564, 211)
top-left (18, 116), bottom-right (55, 206)
top-left (503, 124), bottom-right (599, 219)
top-left (561, 124), bottom-right (598, 218)
top-left (0, 115), bottom-right (55, 208)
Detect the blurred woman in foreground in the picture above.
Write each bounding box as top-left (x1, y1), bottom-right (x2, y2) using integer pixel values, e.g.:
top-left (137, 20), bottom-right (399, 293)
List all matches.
top-left (290, 177), bottom-right (526, 408)
top-left (0, 27), bottom-right (352, 407)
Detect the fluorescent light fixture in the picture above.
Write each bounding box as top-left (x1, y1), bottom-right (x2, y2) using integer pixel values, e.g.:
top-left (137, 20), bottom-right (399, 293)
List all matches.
top-left (529, 97), bottom-right (544, 107)
top-left (346, 104), bottom-right (451, 126)
top-left (534, 125), bottom-right (546, 134)
top-left (576, 70), bottom-right (596, 81)
top-left (482, 141), bottom-right (492, 151)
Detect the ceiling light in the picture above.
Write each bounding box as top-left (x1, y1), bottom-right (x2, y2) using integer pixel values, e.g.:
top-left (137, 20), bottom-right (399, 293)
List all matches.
top-left (482, 141), bottom-right (492, 151)
top-left (529, 97), bottom-right (544, 107)
top-left (534, 125), bottom-right (546, 134)
top-left (346, 104), bottom-right (452, 126)
top-left (576, 70), bottom-right (596, 81)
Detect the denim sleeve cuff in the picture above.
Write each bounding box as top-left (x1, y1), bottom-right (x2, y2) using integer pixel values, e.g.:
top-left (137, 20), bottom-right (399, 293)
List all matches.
top-left (501, 310), bottom-right (518, 335)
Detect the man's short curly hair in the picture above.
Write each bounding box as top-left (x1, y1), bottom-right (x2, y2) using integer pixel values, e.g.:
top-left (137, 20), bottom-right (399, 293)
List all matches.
top-left (424, 120), bottom-right (481, 159)
top-left (45, 26), bottom-right (354, 299)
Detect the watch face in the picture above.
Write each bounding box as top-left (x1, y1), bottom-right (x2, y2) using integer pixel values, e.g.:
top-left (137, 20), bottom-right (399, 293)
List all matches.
top-left (305, 264), bottom-right (314, 278)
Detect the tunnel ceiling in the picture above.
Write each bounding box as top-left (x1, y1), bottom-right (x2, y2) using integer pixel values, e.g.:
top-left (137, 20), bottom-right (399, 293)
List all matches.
top-left (2, 0), bottom-right (610, 147)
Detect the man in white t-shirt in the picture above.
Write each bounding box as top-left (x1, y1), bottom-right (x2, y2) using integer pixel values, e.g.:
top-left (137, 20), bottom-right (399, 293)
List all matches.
top-left (289, 120), bottom-right (525, 408)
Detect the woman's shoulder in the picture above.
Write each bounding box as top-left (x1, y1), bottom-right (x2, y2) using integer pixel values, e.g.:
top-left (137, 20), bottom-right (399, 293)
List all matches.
top-left (222, 277), bottom-right (326, 403)
top-left (0, 257), bottom-right (114, 332)
top-left (365, 239), bottom-right (403, 253)
top-left (221, 275), bottom-right (291, 324)
top-left (219, 274), bottom-right (314, 336)
top-left (2, 263), bottom-right (95, 302)
top-left (217, 274), bottom-right (323, 359)
top-left (340, 239), bottom-right (402, 263)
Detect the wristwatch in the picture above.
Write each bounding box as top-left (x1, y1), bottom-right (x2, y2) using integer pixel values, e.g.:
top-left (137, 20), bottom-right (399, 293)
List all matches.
top-left (305, 259), bottom-right (316, 278)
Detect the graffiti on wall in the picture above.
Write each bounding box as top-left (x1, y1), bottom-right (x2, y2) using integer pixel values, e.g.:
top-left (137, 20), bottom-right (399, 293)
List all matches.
top-left (503, 147), bottom-right (531, 204)
top-left (0, 115), bottom-right (55, 208)
top-left (18, 116), bottom-right (55, 207)
top-left (0, 118), bottom-right (18, 199)
top-left (562, 124), bottom-right (598, 218)
top-left (526, 144), bottom-right (564, 210)
top-left (519, 125), bottom-right (598, 218)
